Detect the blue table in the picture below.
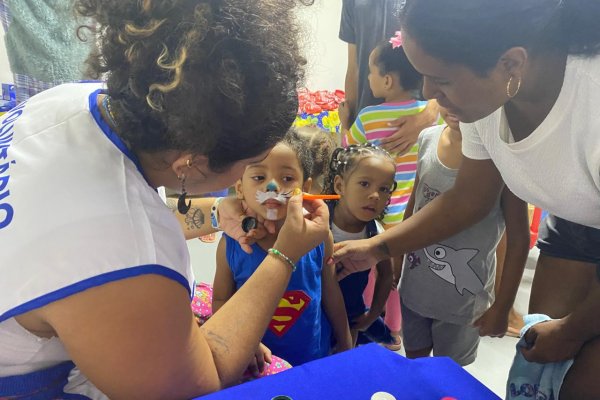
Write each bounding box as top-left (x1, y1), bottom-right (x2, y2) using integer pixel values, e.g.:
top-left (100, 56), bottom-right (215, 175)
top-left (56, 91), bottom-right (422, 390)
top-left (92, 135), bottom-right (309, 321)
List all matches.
top-left (196, 344), bottom-right (500, 399)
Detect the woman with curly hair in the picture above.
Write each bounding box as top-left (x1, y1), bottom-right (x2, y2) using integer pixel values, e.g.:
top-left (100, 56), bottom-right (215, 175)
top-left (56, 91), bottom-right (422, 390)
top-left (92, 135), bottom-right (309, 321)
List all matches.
top-left (0, 0), bottom-right (329, 399)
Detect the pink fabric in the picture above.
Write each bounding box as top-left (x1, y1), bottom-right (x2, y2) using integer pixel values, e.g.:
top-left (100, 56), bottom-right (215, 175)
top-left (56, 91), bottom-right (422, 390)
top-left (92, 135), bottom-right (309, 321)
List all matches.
top-left (363, 268), bottom-right (402, 332)
top-left (191, 282), bottom-right (214, 325)
top-left (191, 283), bottom-right (292, 378)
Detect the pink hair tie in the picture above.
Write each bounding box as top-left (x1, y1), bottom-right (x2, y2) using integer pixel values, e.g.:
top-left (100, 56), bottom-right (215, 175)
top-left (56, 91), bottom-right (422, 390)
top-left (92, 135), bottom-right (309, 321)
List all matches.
top-left (389, 30), bottom-right (403, 49)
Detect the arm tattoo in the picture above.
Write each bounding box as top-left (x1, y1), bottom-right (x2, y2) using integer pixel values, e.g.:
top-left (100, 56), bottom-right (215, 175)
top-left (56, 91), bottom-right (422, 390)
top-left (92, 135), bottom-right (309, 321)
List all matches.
top-left (202, 328), bottom-right (230, 355)
top-left (185, 207), bottom-right (205, 230)
top-left (165, 197), bottom-right (178, 214)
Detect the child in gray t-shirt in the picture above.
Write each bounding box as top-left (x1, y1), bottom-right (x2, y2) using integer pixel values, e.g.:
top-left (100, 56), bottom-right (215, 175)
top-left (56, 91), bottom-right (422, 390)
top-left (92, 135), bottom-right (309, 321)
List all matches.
top-left (399, 106), bottom-right (529, 366)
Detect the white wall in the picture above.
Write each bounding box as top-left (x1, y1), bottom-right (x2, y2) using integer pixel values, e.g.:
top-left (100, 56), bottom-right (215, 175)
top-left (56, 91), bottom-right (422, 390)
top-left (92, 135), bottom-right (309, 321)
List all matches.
top-left (0, 29), bottom-right (12, 83)
top-left (296, 0), bottom-right (347, 91)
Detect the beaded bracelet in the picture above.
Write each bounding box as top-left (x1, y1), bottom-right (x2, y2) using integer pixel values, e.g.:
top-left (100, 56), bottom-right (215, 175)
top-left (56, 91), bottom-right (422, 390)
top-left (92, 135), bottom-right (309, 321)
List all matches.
top-left (267, 248), bottom-right (297, 272)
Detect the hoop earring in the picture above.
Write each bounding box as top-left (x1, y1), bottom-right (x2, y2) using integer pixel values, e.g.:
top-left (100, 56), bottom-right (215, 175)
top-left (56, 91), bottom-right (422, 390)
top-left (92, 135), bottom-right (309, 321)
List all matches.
top-left (177, 174), bottom-right (191, 215)
top-left (506, 76), bottom-right (522, 98)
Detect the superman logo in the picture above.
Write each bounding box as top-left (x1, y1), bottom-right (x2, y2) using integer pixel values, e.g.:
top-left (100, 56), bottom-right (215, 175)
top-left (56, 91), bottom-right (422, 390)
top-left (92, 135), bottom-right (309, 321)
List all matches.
top-left (268, 290), bottom-right (311, 337)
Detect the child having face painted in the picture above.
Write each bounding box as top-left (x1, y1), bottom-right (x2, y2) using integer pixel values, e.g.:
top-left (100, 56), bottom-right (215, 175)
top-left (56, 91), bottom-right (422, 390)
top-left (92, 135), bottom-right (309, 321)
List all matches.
top-left (212, 128), bottom-right (352, 368)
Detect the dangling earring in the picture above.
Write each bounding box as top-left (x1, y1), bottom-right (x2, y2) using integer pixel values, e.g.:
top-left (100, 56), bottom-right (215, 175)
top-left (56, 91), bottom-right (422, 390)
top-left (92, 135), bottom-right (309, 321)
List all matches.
top-left (506, 76), bottom-right (522, 98)
top-left (177, 174), bottom-right (191, 215)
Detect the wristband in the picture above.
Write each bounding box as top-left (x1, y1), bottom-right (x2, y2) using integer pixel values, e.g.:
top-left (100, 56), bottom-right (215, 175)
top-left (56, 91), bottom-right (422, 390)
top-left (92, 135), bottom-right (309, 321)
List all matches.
top-left (267, 248), bottom-right (297, 272)
top-left (210, 197), bottom-right (223, 230)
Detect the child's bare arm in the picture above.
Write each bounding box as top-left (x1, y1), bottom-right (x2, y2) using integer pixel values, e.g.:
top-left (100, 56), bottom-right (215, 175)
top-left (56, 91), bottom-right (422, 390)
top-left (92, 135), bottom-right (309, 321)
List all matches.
top-left (474, 186), bottom-right (529, 337)
top-left (321, 232), bottom-right (352, 351)
top-left (392, 174), bottom-right (419, 283)
top-left (353, 259), bottom-right (393, 332)
top-left (212, 236), bottom-right (236, 314)
top-left (493, 187), bottom-right (530, 312)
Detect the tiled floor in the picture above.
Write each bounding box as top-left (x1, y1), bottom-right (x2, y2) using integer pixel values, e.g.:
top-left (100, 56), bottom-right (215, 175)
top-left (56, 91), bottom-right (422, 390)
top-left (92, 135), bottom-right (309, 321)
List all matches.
top-left (188, 235), bottom-right (538, 398)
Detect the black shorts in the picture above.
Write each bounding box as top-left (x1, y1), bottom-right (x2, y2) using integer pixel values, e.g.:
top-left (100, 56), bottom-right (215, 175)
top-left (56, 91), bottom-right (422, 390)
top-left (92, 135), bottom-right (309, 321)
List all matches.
top-left (537, 214), bottom-right (600, 280)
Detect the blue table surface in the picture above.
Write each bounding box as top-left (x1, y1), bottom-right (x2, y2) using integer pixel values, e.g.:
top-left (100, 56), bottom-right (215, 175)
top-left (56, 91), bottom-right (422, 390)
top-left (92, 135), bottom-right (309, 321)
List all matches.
top-left (195, 343), bottom-right (501, 400)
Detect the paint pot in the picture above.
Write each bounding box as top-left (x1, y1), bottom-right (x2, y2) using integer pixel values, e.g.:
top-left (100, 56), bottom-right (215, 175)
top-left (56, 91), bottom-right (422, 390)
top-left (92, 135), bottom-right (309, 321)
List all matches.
top-left (241, 216), bottom-right (258, 233)
top-left (371, 392), bottom-right (397, 400)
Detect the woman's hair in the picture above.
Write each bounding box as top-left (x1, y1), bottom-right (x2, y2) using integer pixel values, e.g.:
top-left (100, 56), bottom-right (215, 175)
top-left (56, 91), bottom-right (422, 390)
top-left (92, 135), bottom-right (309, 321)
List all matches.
top-left (400, 0), bottom-right (600, 75)
top-left (280, 128), bottom-right (314, 182)
top-left (323, 143), bottom-right (397, 219)
top-left (296, 126), bottom-right (336, 185)
top-left (75, 0), bottom-right (312, 171)
top-left (373, 40), bottom-right (423, 92)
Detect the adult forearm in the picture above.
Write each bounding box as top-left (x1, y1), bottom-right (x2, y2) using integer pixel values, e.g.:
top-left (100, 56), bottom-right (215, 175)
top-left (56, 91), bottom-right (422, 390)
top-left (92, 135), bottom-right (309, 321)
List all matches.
top-left (166, 197), bottom-right (217, 239)
top-left (376, 189), bottom-right (493, 259)
top-left (200, 257), bottom-right (292, 385)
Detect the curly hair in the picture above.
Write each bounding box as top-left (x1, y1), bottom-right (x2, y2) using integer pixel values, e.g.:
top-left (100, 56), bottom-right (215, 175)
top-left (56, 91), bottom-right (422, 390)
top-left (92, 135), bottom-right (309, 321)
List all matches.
top-left (75, 0), bottom-right (313, 171)
top-left (323, 143), bottom-right (397, 220)
top-left (295, 126), bottom-right (336, 190)
top-left (280, 127), bottom-right (314, 182)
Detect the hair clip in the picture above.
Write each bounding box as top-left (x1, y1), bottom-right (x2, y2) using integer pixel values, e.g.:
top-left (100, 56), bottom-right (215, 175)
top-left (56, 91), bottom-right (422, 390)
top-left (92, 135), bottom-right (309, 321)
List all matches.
top-left (389, 31), bottom-right (403, 49)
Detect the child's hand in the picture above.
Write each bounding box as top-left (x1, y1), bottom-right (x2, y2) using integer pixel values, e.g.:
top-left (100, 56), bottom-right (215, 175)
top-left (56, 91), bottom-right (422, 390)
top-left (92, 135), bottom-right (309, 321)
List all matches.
top-left (473, 303), bottom-right (509, 337)
top-left (218, 197), bottom-right (276, 254)
top-left (351, 312), bottom-right (377, 332)
top-left (274, 192), bottom-right (330, 263)
top-left (247, 342), bottom-right (272, 377)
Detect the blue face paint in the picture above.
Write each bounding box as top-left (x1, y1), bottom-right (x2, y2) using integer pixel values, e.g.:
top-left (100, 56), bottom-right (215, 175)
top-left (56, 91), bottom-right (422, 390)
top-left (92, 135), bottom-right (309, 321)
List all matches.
top-left (266, 181), bottom-right (278, 192)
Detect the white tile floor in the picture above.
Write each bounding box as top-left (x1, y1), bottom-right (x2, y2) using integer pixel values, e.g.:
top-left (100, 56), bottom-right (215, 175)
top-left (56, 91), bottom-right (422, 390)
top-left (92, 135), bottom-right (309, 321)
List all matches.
top-left (188, 235), bottom-right (538, 398)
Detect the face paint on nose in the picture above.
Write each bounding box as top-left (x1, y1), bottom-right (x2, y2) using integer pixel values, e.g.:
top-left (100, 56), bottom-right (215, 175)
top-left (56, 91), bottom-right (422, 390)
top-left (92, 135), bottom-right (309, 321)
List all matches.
top-left (266, 181), bottom-right (278, 192)
top-left (255, 182), bottom-right (292, 220)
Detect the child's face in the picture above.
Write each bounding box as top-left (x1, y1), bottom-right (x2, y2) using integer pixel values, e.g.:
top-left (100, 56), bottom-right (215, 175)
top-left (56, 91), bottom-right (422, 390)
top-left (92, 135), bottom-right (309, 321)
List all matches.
top-left (440, 107), bottom-right (461, 131)
top-left (334, 156), bottom-right (396, 222)
top-left (236, 143), bottom-right (310, 221)
top-left (367, 48), bottom-right (388, 99)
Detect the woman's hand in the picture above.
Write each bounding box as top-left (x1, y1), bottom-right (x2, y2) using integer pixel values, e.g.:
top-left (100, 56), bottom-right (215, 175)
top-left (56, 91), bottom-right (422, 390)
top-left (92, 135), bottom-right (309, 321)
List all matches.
top-left (331, 238), bottom-right (387, 280)
top-left (521, 319), bottom-right (585, 363)
top-left (274, 191), bottom-right (330, 262)
top-left (218, 197), bottom-right (276, 253)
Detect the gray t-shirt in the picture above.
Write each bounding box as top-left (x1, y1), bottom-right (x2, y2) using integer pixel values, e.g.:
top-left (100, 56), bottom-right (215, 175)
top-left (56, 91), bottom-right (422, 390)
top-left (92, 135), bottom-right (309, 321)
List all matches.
top-left (400, 125), bottom-right (505, 325)
top-left (339, 0), bottom-right (405, 112)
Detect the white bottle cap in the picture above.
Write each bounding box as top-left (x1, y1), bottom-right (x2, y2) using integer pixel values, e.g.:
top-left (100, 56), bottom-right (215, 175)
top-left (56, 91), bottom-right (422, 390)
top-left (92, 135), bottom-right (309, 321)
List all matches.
top-left (371, 392), bottom-right (397, 400)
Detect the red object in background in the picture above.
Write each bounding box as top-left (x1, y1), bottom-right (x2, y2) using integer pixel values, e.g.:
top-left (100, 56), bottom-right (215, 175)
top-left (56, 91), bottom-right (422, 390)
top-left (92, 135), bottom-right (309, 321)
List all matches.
top-left (297, 88), bottom-right (345, 114)
top-left (529, 207), bottom-right (542, 249)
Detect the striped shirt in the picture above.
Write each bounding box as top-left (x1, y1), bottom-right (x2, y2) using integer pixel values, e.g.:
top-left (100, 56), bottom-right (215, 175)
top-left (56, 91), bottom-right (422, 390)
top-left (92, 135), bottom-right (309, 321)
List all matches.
top-left (344, 100), bottom-right (428, 225)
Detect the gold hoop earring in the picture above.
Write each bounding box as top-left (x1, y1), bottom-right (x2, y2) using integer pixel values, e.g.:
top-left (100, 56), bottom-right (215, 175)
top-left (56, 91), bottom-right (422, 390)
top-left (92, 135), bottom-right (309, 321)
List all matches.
top-left (506, 76), bottom-right (522, 98)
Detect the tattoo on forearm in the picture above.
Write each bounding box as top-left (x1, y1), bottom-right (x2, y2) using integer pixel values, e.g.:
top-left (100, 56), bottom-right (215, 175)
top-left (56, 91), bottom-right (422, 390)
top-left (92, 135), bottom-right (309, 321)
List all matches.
top-left (185, 207), bottom-right (205, 230)
top-left (166, 197), bottom-right (178, 214)
top-left (202, 328), bottom-right (230, 355)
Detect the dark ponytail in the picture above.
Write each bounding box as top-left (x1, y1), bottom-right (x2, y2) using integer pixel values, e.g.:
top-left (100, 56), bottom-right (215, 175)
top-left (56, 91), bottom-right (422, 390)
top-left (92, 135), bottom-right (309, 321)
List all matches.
top-left (400, 0), bottom-right (600, 75)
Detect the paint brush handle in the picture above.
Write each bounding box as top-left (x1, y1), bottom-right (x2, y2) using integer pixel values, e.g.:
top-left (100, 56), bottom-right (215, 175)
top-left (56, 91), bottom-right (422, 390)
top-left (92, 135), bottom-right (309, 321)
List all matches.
top-left (302, 193), bottom-right (341, 200)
